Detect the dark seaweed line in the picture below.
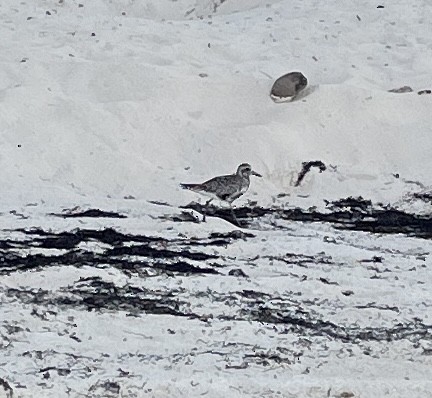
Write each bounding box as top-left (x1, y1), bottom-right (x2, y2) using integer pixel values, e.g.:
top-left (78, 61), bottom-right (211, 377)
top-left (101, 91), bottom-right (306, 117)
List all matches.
top-left (0, 228), bottom-right (258, 276)
top-left (189, 289), bottom-right (432, 344)
top-left (243, 307), bottom-right (432, 343)
top-left (6, 277), bottom-right (198, 319)
top-left (5, 280), bottom-right (431, 346)
top-left (0, 248), bottom-right (219, 276)
top-left (182, 198), bottom-right (432, 239)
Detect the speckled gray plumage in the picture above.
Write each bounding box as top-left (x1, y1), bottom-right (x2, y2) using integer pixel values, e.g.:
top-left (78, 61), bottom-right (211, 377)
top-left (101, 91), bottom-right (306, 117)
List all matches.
top-left (180, 163), bottom-right (261, 204)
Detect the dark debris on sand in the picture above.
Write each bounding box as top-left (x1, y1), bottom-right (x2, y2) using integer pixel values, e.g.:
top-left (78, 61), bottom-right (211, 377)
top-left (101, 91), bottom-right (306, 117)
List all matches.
top-left (0, 228), bottom-right (231, 276)
top-left (181, 196), bottom-right (432, 239)
top-left (50, 209), bottom-right (127, 219)
top-left (7, 277), bottom-right (197, 318)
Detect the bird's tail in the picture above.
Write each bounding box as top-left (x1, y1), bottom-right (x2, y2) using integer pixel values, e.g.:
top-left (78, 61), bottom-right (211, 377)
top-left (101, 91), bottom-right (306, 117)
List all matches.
top-left (180, 183), bottom-right (201, 191)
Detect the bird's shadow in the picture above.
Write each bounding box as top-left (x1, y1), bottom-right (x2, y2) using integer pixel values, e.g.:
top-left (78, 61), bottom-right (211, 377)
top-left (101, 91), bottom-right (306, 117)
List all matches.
top-left (185, 203), bottom-right (242, 227)
top-left (180, 202), bottom-right (269, 228)
top-left (293, 84), bottom-right (317, 102)
top-left (269, 85), bottom-right (316, 103)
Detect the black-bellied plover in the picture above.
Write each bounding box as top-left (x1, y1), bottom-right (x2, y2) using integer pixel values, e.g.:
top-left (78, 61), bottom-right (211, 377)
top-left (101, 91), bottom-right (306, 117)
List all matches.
top-left (270, 71), bottom-right (308, 103)
top-left (180, 163), bottom-right (262, 223)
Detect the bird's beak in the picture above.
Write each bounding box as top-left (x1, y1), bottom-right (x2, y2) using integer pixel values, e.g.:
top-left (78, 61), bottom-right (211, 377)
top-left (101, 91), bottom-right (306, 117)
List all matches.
top-left (252, 170), bottom-right (262, 177)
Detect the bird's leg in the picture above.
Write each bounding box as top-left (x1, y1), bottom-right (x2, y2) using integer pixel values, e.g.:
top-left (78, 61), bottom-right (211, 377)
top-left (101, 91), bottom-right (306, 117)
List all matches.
top-left (229, 203), bottom-right (240, 226)
top-left (203, 199), bottom-right (213, 222)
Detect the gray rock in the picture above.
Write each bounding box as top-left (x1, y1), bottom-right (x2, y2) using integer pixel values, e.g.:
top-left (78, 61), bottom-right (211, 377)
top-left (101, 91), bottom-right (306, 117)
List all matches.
top-left (270, 71), bottom-right (308, 102)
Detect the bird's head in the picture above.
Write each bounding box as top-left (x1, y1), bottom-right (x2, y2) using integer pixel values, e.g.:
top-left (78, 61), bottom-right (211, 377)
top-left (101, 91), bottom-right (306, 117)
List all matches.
top-left (236, 163), bottom-right (262, 178)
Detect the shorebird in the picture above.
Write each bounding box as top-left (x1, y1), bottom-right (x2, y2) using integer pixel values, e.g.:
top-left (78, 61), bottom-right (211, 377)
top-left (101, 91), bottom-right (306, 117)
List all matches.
top-left (270, 71), bottom-right (308, 103)
top-left (180, 163), bottom-right (262, 223)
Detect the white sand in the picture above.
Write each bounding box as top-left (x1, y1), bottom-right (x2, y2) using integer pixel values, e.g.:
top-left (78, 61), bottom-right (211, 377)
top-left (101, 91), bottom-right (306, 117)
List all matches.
top-left (0, 0), bottom-right (431, 397)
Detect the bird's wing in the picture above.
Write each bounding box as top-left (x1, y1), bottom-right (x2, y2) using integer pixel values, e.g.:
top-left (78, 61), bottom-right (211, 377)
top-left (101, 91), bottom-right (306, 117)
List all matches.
top-left (200, 175), bottom-right (240, 196)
